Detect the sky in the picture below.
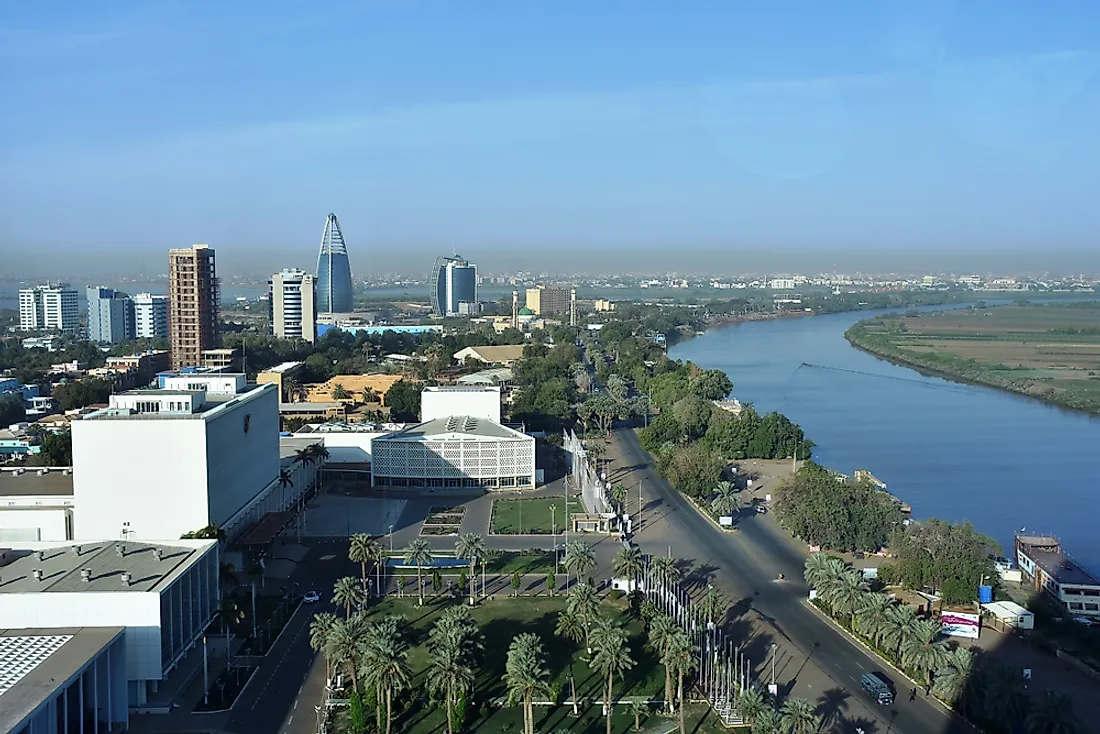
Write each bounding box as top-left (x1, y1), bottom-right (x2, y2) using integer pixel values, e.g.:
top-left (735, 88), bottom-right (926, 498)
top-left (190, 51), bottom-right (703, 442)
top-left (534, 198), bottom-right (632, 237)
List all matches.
top-left (1, 0), bottom-right (1100, 277)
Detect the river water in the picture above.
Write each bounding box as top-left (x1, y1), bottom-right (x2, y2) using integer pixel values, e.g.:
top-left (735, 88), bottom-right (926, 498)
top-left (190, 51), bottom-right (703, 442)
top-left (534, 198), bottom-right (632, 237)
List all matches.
top-left (671, 308), bottom-right (1100, 572)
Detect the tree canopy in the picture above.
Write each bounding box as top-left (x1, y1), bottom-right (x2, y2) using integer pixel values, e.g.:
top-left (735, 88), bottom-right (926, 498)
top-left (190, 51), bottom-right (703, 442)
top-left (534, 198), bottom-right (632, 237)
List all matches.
top-left (882, 519), bottom-right (999, 604)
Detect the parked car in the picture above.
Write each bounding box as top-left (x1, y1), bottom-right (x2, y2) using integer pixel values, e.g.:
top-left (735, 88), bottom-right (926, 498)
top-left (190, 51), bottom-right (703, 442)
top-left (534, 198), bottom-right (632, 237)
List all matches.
top-left (1072, 616), bottom-right (1096, 627)
top-left (303, 590), bottom-right (321, 603)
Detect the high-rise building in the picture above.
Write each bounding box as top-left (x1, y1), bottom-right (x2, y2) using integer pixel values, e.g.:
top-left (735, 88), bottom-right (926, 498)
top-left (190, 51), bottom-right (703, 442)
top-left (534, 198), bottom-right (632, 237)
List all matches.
top-left (525, 285), bottom-right (572, 316)
top-left (316, 213), bottom-right (354, 313)
top-left (18, 283), bottom-right (79, 332)
top-left (133, 292), bottom-right (169, 339)
top-left (87, 286), bottom-right (135, 344)
top-left (168, 244), bottom-right (219, 370)
top-left (430, 255), bottom-right (479, 316)
top-left (268, 268), bottom-right (317, 342)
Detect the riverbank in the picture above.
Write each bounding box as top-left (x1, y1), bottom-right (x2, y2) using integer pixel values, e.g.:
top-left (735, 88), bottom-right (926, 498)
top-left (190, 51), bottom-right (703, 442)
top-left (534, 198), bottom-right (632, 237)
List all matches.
top-left (844, 303), bottom-right (1100, 415)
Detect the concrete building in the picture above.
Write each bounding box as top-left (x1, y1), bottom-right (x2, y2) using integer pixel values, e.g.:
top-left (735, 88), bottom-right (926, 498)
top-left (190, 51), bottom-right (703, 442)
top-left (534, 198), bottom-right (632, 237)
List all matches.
top-left (0, 468), bottom-right (74, 542)
top-left (104, 350), bottom-right (170, 385)
top-left (167, 245), bottom-right (218, 370)
top-left (18, 284), bottom-right (79, 333)
top-left (430, 255), bottom-right (478, 316)
top-left (71, 381), bottom-right (279, 541)
top-left (594, 299), bottom-right (616, 312)
top-left (371, 416), bottom-right (535, 490)
top-left (0, 626), bottom-right (129, 734)
top-left (268, 269), bottom-right (317, 343)
top-left (21, 336), bottom-right (59, 352)
top-left (199, 348), bottom-right (237, 371)
top-left (421, 386), bottom-right (501, 423)
top-left (132, 293), bottom-right (169, 339)
top-left (1016, 535), bottom-right (1100, 618)
top-left (0, 538), bottom-right (219, 707)
top-left (452, 345), bottom-right (526, 367)
top-left (525, 285), bottom-right (571, 316)
top-left (257, 361), bottom-right (305, 401)
top-left (455, 368), bottom-right (513, 388)
top-left (87, 287), bottom-right (135, 345)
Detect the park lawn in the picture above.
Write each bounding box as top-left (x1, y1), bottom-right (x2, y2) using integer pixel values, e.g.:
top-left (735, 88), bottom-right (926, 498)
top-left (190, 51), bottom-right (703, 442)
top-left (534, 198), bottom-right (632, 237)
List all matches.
top-left (365, 596), bottom-right (663, 711)
top-left (490, 496), bottom-right (583, 534)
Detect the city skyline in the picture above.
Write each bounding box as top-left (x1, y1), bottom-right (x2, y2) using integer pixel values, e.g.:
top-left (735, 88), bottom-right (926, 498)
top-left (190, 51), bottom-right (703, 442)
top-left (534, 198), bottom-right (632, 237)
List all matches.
top-left (2, 1), bottom-right (1099, 275)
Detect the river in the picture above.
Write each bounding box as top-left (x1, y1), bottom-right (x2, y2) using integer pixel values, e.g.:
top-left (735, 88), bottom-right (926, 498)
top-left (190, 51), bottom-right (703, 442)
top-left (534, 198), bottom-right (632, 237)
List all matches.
top-left (670, 307), bottom-right (1100, 572)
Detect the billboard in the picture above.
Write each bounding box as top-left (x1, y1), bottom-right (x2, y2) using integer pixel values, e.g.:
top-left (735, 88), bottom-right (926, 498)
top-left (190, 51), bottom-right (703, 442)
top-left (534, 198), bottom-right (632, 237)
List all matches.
top-left (941, 611), bottom-right (981, 639)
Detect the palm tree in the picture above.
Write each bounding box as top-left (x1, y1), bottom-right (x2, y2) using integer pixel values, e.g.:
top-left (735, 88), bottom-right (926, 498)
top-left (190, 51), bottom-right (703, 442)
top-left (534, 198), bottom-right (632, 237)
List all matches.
top-left (700, 586), bottom-right (724, 627)
top-left (278, 468), bottom-right (294, 489)
top-left (555, 610), bottom-right (585, 714)
top-left (295, 447), bottom-right (315, 467)
top-left (456, 532), bottom-right (486, 605)
top-left (326, 614), bottom-right (367, 693)
top-left (591, 618), bottom-right (635, 734)
top-left (563, 540), bottom-right (595, 587)
top-left (881, 603), bottom-right (919, 660)
top-left (503, 633), bottom-right (551, 734)
top-left (823, 570), bottom-right (869, 625)
top-left (662, 628), bottom-right (697, 734)
top-left (614, 544), bottom-right (644, 591)
top-left (710, 480), bottom-right (740, 517)
top-left (427, 642), bottom-right (475, 734)
top-left (933, 646), bottom-right (975, 709)
top-left (648, 613), bottom-right (678, 711)
top-left (404, 538), bottom-right (433, 605)
top-left (752, 708), bottom-right (783, 734)
top-left (803, 552), bottom-right (844, 588)
top-left (429, 604), bottom-right (484, 666)
top-left (630, 698), bottom-right (648, 731)
top-left (567, 581), bottom-right (601, 654)
top-left (332, 383), bottom-right (351, 400)
top-left (985, 664), bottom-right (1030, 733)
top-left (333, 576), bottom-right (364, 618)
top-left (309, 612), bottom-right (338, 680)
top-left (854, 592), bottom-right (895, 648)
top-left (1027, 691), bottom-right (1083, 734)
top-left (651, 555), bottom-right (680, 591)
top-left (361, 618), bottom-right (411, 734)
top-left (610, 482), bottom-right (628, 513)
top-left (779, 697), bottom-right (819, 734)
top-left (348, 533), bottom-right (377, 590)
top-left (736, 686), bottom-right (769, 727)
top-left (901, 619), bottom-right (948, 690)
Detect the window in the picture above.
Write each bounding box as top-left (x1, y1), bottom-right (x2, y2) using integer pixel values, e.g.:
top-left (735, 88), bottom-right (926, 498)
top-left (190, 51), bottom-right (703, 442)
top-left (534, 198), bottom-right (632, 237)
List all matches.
top-left (1086, 603), bottom-right (1099, 612)
top-left (1069, 603), bottom-right (1084, 610)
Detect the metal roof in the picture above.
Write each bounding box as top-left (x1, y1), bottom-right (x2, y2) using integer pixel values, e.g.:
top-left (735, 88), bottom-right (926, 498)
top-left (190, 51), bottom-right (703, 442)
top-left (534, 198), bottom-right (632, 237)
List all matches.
top-left (0, 470), bottom-right (74, 497)
top-left (376, 415), bottom-right (528, 442)
top-left (0, 540), bottom-right (211, 594)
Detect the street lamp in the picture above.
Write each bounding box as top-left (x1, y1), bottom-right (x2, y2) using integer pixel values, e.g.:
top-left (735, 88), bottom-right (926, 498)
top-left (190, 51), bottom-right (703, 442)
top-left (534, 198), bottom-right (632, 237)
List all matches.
top-left (770, 643), bottom-right (778, 698)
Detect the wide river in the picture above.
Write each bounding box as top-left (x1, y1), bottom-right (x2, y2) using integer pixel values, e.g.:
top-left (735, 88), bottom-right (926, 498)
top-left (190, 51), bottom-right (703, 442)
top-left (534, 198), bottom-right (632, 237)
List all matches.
top-left (671, 307), bottom-right (1100, 572)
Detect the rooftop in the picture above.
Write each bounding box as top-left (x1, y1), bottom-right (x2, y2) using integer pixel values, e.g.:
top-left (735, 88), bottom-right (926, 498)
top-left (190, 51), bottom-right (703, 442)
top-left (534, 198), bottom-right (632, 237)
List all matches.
top-left (81, 382), bottom-right (273, 421)
top-left (279, 402), bottom-right (344, 413)
top-left (423, 385), bottom-right (501, 393)
top-left (0, 627), bottom-right (125, 734)
top-left (1024, 547), bottom-right (1100, 587)
top-left (0, 469), bottom-right (74, 497)
top-left (378, 415), bottom-right (527, 442)
top-left (264, 362), bottom-right (303, 374)
top-left (453, 345), bottom-right (527, 363)
top-left (0, 540), bottom-right (213, 594)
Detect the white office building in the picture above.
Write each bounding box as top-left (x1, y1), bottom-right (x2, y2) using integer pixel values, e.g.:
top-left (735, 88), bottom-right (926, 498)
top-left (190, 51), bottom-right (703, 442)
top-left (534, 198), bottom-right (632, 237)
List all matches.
top-left (87, 287), bottom-right (135, 344)
top-left (268, 269), bottom-right (317, 343)
top-left (19, 284), bottom-right (79, 332)
top-left (371, 415), bottom-right (535, 490)
top-left (133, 293), bottom-right (169, 339)
top-left (0, 539), bottom-right (219, 707)
top-left (0, 468), bottom-right (74, 542)
top-left (421, 385), bottom-right (501, 423)
top-left (71, 380), bottom-right (280, 541)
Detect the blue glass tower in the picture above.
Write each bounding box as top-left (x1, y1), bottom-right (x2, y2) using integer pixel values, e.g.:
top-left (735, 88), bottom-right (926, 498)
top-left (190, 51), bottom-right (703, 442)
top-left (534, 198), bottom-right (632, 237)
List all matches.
top-left (315, 213), bottom-right (354, 313)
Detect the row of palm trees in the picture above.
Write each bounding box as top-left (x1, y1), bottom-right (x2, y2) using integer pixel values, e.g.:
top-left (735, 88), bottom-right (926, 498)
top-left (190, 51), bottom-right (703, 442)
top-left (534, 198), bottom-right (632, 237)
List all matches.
top-left (805, 553), bottom-right (1085, 734)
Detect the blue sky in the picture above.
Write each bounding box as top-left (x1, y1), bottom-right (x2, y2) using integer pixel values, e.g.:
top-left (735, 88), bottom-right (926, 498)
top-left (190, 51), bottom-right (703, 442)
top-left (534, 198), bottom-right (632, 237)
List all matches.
top-left (2, 0), bottom-right (1099, 274)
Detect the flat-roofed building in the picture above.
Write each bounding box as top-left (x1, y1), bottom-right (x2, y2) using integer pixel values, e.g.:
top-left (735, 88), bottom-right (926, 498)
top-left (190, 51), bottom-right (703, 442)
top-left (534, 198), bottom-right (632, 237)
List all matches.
top-left (104, 350), bottom-right (170, 384)
top-left (0, 626), bottom-right (128, 734)
top-left (0, 538), bottom-right (218, 706)
top-left (199, 348), bottom-right (237, 371)
top-left (452, 345), bottom-right (526, 367)
top-left (371, 415), bottom-right (535, 490)
top-left (525, 285), bottom-right (571, 316)
top-left (257, 361), bottom-right (305, 401)
top-left (71, 382), bottom-right (279, 541)
top-left (0, 468), bottom-right (74, 542)
top-left (421, 385), bottom-right (501, 423)
top-left (1016, 534), bottom-right (1100, 618)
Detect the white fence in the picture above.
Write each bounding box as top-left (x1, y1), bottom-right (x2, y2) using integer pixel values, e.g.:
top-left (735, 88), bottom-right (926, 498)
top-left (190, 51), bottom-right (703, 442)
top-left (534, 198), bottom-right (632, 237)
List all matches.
top-left (564, 430), bottom-right (611, 515)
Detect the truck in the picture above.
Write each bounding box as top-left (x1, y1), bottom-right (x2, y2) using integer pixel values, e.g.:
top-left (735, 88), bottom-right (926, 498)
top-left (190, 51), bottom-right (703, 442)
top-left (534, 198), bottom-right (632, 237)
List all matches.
top-left (861, 672), bottom-right (894, 706)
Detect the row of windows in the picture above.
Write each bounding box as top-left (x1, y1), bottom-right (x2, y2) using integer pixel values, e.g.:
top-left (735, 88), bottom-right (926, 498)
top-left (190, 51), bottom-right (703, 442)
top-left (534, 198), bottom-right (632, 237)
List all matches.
top-left (375, 475), bottom-right (534, 488)
top-left (1067, 602), bottom-right (1099, 612)
top-left (1062, 587), bottom-right (1100, 597)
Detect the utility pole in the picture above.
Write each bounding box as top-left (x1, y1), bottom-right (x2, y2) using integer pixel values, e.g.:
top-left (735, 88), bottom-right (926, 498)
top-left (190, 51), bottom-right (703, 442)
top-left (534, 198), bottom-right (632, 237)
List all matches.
top-left (202, 635), bottom-right (209, 704)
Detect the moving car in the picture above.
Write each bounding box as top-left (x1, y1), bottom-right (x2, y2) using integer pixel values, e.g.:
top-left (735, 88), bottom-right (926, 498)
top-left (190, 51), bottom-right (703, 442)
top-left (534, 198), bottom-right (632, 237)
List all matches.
top-left (861, 672), bottom-right (894, 706)
top-left (303, 590), bottom-right (321, 603)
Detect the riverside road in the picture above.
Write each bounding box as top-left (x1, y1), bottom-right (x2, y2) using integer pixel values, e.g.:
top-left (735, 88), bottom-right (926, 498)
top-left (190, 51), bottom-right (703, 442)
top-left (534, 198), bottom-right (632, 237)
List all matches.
top-left (616, 428), bottom-right (969, 734)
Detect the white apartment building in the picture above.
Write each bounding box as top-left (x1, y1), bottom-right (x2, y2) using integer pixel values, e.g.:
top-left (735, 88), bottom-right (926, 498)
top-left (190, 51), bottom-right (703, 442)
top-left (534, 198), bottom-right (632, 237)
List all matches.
top-left (19, 284), bottom-right (79, 332)
top-left (0, 539), bottom-right (219, 706)
top-left (268, 269), bottom-right (317, 343)
top-left (71, 381), bottom-right (280, 540)
top-left (421, 385), bottom-right (501, 423)
top-left (133, 292), bottom-right (169, 339)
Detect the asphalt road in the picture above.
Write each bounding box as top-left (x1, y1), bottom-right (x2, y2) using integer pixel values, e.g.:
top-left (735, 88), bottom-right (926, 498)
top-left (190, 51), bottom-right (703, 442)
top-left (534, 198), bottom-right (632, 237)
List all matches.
top-left (617, 428), bottom-right (971, 734)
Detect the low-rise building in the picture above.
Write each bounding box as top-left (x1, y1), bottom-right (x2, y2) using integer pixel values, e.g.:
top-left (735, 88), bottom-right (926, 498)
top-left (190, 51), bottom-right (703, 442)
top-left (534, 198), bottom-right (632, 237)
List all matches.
top-left (1016, 535), bottom-right (1100, 617)
top-left (0, 429), bottom-right (42, 457)
top-left (257, 361), bottom-right (305, 401)
top-left (105, 350), bottom-right (171, 384)
top-left (0, 538), bottom-right (219, 706)
top-left (279, 402), bottom-right (346, 424)
top-left (0, 468), bottom-right (74, 541)
top-left (452, 345), bottom-right (526, 367)
top-left (21, 336), bottom-right (59, 352)
top-left (199, 348), bottom-right (237, 371)
top-left (455, 368), bottom-right (513, 387)
top-left (421, 385), bottom-right (501, 423)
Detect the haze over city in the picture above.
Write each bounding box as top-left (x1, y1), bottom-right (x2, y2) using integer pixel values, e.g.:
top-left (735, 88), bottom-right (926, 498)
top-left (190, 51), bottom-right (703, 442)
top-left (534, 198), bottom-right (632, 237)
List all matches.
top-left (3, 1), bottom-right (1100, 278)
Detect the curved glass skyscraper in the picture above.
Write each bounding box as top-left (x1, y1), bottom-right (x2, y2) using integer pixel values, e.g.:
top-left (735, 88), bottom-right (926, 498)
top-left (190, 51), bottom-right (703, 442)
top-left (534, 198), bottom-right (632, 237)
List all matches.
top-left (430, 255), bottom-right (478, 316)
top-left (316, 213), bottom-right (354, 313)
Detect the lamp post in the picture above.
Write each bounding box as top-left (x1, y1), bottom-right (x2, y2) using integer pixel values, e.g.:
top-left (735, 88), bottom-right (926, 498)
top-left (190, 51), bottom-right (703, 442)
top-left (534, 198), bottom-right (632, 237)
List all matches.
top-left (770, 643), bottom-right (778, 698)
top-left (202, 635), bottom-right (209, 704)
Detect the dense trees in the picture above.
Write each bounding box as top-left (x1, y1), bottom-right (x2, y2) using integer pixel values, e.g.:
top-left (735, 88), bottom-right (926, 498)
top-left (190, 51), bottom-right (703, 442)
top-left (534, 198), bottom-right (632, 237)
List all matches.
top-left (385, 379), bottom-right (422, 422)
top-left (51, 378), bottom-right (113, 411)
top-left (511, 342), bottom-right (580, 429)
top-left (773, 462), bottom-right (905, 552)
top-left (28, 430), bottom-right (72, 466)
top-left (881, 520), bottom-right (999, 605)
top-left (0, 395), bottom-right (25, 425)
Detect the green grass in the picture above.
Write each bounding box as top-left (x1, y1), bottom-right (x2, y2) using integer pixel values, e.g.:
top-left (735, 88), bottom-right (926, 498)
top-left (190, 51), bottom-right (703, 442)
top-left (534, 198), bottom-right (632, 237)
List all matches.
top-left (491, 497), bottom-right (582, 534)
top-left (387, 552), bottom-right (557, 577)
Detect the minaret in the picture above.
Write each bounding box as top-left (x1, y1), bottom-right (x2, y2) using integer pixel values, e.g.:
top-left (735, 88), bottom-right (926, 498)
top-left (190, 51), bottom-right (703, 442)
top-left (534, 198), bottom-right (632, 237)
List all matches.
top-left (570, 288), bottom-right (577, 327)
top-left (511, 290), bottom-right (519, 329)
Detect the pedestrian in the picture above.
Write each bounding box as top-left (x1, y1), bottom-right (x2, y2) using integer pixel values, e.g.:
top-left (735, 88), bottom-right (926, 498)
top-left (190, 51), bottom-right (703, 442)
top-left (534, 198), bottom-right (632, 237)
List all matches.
top-left (910, 687), bottom-right (916, 701)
